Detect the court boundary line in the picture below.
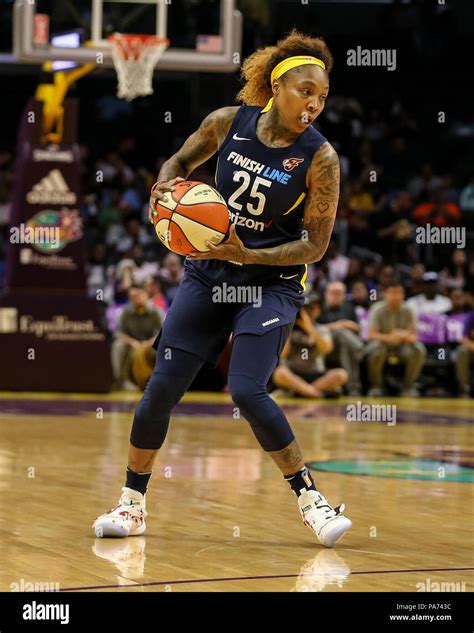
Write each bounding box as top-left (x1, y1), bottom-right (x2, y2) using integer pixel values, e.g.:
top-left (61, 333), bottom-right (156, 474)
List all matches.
top-left (0, 397), bottom-right (472, 425)
top-left (58, 567), bottom-right (474, 592)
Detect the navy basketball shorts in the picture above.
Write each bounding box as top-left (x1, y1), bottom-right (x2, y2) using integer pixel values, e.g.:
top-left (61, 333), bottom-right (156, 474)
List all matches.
top-left (130, 264), bottom-right (307, 451)
top-left (153, 263), bottom-right (305, 367)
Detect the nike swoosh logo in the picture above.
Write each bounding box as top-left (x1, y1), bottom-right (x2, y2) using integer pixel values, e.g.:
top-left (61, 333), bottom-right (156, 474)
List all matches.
top-left (280, 273), bottom-right (299, 280)
top-left (233, 133), bottom-right (252, 141)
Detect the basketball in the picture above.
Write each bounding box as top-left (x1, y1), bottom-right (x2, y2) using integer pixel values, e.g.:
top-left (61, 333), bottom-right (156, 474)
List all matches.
top-left (152, 180), bottom-right (230, 255)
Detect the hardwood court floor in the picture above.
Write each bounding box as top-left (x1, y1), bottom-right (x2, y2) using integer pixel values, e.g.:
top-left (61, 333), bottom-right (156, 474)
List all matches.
top-left (0, 392), bottom-right (472, 592)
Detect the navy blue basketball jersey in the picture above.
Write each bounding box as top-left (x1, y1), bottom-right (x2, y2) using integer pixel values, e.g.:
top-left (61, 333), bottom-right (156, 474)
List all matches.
top-left (186, 105), bottom-right (328, 293)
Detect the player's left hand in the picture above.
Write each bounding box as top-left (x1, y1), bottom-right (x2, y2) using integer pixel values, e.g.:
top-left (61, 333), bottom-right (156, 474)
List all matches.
top-left (187, 224), bottom-right (248, 263)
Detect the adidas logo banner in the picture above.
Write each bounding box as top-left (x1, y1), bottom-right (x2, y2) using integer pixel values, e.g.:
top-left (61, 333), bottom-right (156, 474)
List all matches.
top-left (26, 169), bottom-right (77, 205)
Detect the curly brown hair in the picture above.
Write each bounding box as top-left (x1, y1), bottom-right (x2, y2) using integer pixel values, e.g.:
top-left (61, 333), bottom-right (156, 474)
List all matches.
top-left (237, 30), bottom-right (334, 107)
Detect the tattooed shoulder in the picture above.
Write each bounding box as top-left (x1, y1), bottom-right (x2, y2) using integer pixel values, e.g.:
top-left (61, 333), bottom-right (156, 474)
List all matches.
top-left (197, 106), bottom-right (239, 145)
top-left (173, 106), bottom-right (239, 174)
top-left (214, 106), bottom-right (240, 146)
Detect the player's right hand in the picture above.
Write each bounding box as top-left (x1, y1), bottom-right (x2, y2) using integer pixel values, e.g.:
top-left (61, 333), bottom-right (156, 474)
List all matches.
top-left (148, 177), bottom-right (185, 223)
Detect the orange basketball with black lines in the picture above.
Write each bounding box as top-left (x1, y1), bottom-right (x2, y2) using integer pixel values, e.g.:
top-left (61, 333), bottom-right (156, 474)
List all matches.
top-left (152, 181), bottom-right (230, 256)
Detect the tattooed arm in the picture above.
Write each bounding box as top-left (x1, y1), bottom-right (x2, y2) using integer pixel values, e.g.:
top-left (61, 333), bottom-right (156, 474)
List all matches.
top-left (157, 106), bottom-right (239, 181)
top-left (245, 142), bottom-right (340, 265)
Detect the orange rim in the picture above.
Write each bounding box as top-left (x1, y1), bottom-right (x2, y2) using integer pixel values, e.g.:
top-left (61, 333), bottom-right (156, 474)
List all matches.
top-left (107, 34), bottom-right (169, 59)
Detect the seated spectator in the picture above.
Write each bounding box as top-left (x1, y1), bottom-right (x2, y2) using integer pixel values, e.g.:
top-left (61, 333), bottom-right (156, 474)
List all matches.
top-left (377, 265), bottom-right (396, 288)
top-left (146, 274), bottom-right (168, 315)
top-left (121, 179), bottom-right (142, 214)
top-left (439, 174), bottom-right (460, 206)
top-left (348, 180), bottom-right (376, 214)
top-left (366, 279), bottom-right (426, 397)
top-left (440, 249), bottom-right (471, 291)
top-left (308, 259), bottom-right (329, 294)
top-left (344, 179), bottom-right (378, 249)
top-left (97, 187), bottom-right (122, 228)
top-left (113, 258), bottom-right (137, 305)
top-left (116, 217), bottom-right (153, 254)
top-left (345, 258), bottom-right (363, 288)
top-left (406, 272), bottom-right (452, 315)
top-left (406, 263), bottom-right (426, 297)
top-left (86, 243), bottom-right (114, 303)
top-left (129, 244), bottom-right (159, 284)
top-left (159, 253), bottom-right (184, 306)
top-left (305, 262), bottom-right (325, 294)
top-left (325, 240), bottom-right (350, 282)
top-left (373, 191), bottom-right (414, 264)
top-left (111, 284), bottom-right (163, 390)
top-left (346, 207), bottom-right (374, 250)
top-left (447, 288), bottom-right (472, 316)
top-left (319, 281), bottom-right (364, 395)
top-left (408, 163), bottom-right (442, 203)
top-left (271, 294), bottom-right (348, 398)
top-left (96, 152), bottom-right (134, 186)
top-left (361, 262), bottom-right (379, 293)
top-left (454, 311), bottom-right (474, 396)
top-left (349, 281), bottom-right (370, 309)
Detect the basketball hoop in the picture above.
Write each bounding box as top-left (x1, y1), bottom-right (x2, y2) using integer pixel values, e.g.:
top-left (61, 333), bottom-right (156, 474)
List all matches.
top-left (108, 34), bottom-right (169, 101)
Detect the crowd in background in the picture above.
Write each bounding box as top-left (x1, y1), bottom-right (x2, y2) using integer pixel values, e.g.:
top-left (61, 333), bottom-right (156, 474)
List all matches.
top-left (1, 99), bottom-right (473, 297)
top-left (0, 0), bottom-right (473, 395)
top-left (0, 94), bottom-right (472, 395)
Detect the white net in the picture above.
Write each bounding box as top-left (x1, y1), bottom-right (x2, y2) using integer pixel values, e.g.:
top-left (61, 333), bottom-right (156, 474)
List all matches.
top-left (108, 34), bottom-right (169, 102)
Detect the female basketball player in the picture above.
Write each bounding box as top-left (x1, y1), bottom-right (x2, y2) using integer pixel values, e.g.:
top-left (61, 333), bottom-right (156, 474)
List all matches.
top-left (94, 31), bottom-right (352, 547)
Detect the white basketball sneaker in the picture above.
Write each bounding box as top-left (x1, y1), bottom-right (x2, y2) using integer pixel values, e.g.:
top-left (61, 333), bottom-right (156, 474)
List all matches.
top-left (93, 487), bottom-right (147, 538)
top-left (298, 489), bottom-right (352, 548)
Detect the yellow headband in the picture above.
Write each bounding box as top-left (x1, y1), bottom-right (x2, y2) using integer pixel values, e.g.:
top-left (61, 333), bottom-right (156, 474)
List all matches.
top-left (261, 55), bottom-right (326, 113)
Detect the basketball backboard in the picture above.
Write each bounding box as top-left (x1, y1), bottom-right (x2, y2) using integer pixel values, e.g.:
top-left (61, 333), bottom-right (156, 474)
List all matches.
top-left (13, 0), bottom-right (242, 72)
